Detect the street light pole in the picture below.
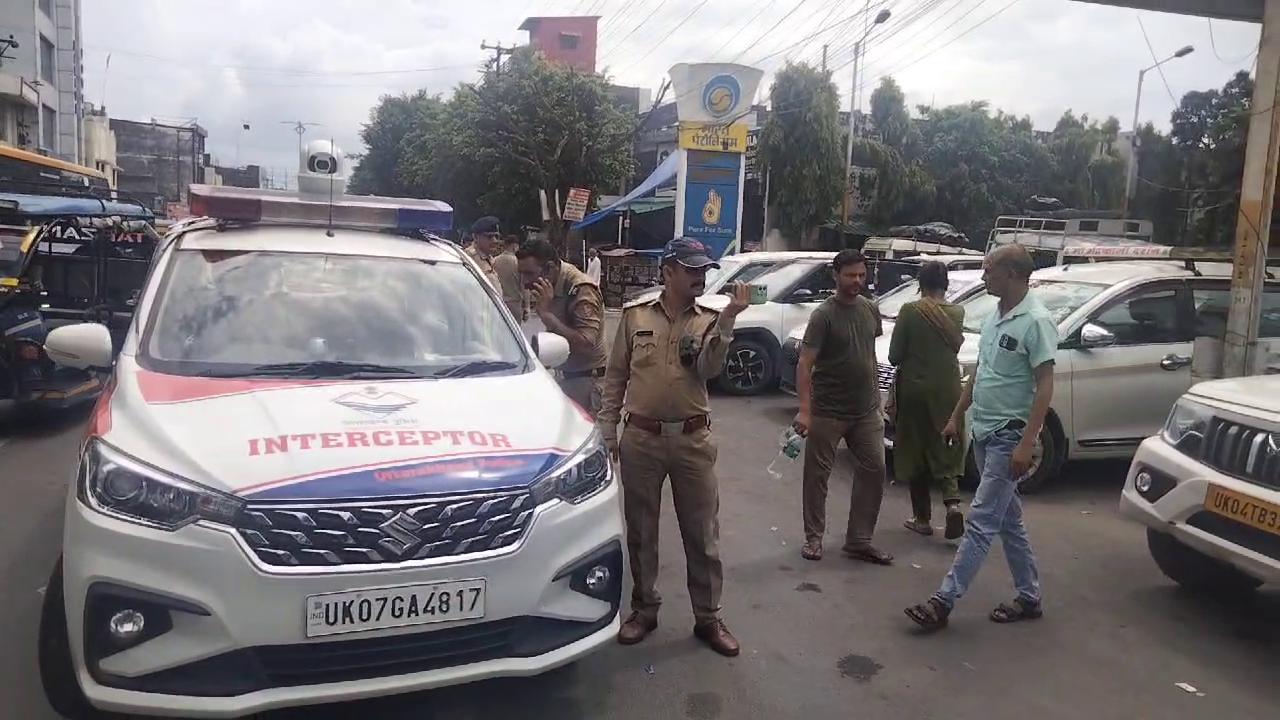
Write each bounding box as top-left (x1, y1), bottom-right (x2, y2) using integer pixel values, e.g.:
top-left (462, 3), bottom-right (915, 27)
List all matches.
top-left (842, 8), bottom-right (891, 228)
top-left (1122, 45), bottom-right (1194, 219)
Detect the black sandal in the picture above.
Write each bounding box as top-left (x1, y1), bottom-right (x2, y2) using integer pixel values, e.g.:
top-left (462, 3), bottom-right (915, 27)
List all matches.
top-left (903, 518), bottom-right (934, 536)
top-left (944, 508), bottom-right (965, 541)
top-left (904, 598), bottom-right (950, 631)
top-left (801, 540), bottom-right (823, 561)
top-left (989, 598), bottom-right (1043, 624)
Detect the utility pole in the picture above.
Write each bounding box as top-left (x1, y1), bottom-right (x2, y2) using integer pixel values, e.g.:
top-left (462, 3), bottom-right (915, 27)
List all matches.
top-left (480, 41), bottom-right (515, 75)
top-left (821, 45), bottom-right (828, 72)
top-left (280, 120), bottom-right (321, 160)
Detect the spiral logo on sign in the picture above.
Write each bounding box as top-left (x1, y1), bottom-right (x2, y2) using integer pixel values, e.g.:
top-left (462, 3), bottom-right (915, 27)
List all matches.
top-left (701, 74), bottom-right (741, 119)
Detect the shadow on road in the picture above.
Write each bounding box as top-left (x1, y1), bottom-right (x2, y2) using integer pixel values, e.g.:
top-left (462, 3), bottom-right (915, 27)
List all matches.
top-left (0, 405), bottom-right (90, 442)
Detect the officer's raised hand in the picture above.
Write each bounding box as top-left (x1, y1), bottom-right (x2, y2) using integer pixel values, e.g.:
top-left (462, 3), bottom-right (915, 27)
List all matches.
top-left (531, 277), bottom-right (554, 314)
top-left (724, 282), bottom-right (751, 317)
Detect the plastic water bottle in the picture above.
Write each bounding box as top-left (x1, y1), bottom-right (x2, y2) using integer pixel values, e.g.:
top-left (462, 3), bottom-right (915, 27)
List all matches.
top-left (767, 427), bottom-right (805, 479)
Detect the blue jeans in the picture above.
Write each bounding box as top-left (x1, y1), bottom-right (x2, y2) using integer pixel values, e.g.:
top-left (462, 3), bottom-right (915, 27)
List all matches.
top-left (932, 425), bottom-right (1041, 610)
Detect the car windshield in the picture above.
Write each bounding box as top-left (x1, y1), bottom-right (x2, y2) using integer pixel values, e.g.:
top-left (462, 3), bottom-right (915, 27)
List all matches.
top-left (875, 277), bottom-right (983, 319)
top-left (751, 260), bottom-right (824, 300)
top-left (142, 249), bottom-right (527, 377)
top-left (959, 279), bottom-right (1109, 333)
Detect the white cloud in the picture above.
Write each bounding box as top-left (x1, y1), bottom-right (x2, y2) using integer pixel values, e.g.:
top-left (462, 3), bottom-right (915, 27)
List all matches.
top-left (83, 0), bottom-right (1261, 179)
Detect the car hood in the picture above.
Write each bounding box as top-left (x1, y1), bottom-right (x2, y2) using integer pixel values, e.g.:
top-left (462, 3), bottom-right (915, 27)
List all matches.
top-left (1188, 374), bottom-right (1280, 415)
top-left (93, 358), bottom-right (595, 501)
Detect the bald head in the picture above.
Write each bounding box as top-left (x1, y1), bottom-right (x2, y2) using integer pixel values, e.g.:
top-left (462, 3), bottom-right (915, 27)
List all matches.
top-left (983, 245), bottom-right (1035, 300)
top-left (988, 245), bottom-right (1035, 280)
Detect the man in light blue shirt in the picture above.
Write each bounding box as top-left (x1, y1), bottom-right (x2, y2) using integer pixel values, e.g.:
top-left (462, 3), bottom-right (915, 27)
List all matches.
top-left (905, 245), bottom-right (1057, 631)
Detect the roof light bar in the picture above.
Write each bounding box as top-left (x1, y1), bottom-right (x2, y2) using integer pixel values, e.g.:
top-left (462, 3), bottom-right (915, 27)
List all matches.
top-left (187, 185), bottom-right (454, 235)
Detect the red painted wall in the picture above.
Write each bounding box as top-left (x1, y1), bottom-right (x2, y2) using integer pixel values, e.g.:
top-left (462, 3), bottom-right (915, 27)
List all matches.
top-left (524, 17), bottom-right (598, 73)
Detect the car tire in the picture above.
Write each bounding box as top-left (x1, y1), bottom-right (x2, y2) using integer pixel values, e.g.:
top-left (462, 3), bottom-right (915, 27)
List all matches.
top-left (39, 558), bottom-right (127, 720)
top-left (1146, 528), bottom-right (1264, 597)
top-left (716, 338), bottom-right (775, 396)
top-left (960, 423), bottom-right (1061, 494)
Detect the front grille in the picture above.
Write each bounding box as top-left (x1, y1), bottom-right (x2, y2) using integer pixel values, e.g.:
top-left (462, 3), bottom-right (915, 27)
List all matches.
top-left (235, 490), bottom-right (537, 567)
top-left (1201, 418), bottom-right (1280, 491)
top-left (877, 363), bottom-right (895, 392)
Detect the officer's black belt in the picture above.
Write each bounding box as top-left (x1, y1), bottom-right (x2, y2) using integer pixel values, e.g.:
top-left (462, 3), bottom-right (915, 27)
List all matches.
top-left (561, 367), bottom-right (606, 379)
top-left (626, 413), bottom-right (710, 436)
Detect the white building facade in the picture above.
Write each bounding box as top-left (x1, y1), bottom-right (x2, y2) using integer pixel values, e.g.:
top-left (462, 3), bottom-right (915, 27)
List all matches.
top-left (0, 0), bottom-right (84, 163)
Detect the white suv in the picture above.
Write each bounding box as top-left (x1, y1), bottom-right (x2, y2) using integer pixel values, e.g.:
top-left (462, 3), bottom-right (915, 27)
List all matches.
top-left (37, 184), bottom-right (623, 718)
top-left (1120, 376), bottom-right (1280, 595)
top-left (874, 260), bottom-right (1280, 492)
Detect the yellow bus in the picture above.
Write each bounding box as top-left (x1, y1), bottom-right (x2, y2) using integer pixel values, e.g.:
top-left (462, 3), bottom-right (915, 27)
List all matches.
top-left (0, 144), bottom-right (111, 198)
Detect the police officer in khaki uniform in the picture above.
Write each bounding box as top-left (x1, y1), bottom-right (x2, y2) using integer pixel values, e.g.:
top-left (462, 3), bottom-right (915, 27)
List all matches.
top-left (465, 216), bottom-right (502, 289)
top-left (517, 239), bottom-right (608, 416)
top-left (491, 235), bottom-right (525, 320)
top-left (599, 238), bottom-right (750, 657)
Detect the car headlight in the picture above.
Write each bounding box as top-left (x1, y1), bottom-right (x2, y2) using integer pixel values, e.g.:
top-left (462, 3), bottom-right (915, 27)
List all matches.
top-left (1161, 400), bottom-right (1212, 457)
top-left (77, 439), bottom-right (245, 531)
top-left (531, 430), bottom-right (613, 505)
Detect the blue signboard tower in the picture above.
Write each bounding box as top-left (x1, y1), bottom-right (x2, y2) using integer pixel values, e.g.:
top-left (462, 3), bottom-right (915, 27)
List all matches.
top-left (668, 63), bottom-right (764, 260)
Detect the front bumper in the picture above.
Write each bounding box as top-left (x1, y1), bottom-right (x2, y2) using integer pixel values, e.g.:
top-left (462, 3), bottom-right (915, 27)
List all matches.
top-left (62, 479), bottom-right (624, 718)
top-left (1119, 436), bottom-right (1280, 585)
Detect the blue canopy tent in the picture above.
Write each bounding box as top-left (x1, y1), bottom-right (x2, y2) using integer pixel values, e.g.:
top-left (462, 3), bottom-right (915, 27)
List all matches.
top-left (572, 151), bottom-right (679, 230)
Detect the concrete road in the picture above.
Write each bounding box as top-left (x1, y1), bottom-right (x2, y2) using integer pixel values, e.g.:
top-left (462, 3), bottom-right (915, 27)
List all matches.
top-left (2, 393), bottom-right (1278, 719)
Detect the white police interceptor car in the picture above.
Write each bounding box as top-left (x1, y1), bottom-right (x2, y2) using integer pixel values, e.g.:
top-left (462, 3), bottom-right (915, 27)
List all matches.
top-left (37, 142), bottom-right (623, 718)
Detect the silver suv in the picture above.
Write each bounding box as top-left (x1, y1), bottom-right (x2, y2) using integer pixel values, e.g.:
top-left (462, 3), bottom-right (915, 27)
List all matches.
top-left (876, 261), bottom-right (1280, 493)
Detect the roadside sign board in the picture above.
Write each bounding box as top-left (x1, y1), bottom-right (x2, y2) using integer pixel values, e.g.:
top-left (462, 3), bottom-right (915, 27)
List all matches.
top-left (562, 188), bottom-right (591, 223)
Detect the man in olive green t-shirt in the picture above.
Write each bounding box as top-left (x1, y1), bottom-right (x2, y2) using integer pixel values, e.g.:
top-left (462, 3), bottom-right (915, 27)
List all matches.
top-left (793, 249), bottom-right (891, 565)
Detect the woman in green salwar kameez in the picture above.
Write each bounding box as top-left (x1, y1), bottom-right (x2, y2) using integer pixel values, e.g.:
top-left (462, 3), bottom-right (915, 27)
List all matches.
top-left (886, 262), bottom-right (967, 540)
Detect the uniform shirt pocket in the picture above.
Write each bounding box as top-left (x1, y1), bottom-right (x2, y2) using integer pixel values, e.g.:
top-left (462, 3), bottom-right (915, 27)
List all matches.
top-left (630, 331), bottom-right (660, 368)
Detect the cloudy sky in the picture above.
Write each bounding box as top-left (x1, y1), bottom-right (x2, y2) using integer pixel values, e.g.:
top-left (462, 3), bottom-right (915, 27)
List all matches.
top-left (83, 0), bottom-right (1260, 182)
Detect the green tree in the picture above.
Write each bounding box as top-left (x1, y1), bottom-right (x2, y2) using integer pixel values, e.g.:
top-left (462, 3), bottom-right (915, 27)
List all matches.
top-left (913, 101), bottom-right (1055, 243)
top-left (758, 61), bottom-right (844, 242)
top-left (348, 90), bottom-right (443, 197)
top-left (456, 47), bottom-right (637, 248)
top-left (348, 49), bottom-right (636, 244)
top-left (1169, 70), bottom-right (1252, 246)
top-left (1044, 110), bottom-right (1125, 210)
top-left (859, 77), bottom-right (934, 224)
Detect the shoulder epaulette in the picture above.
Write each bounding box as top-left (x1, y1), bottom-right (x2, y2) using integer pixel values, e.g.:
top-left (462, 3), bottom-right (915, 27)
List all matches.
top-left (623, 295), bottom-right (659, 310)
top-left (693, 296), bottom-right (724, 313)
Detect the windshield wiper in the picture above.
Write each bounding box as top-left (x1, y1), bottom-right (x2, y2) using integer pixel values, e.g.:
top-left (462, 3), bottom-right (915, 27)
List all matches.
top-left (204, 361), bottom-right (423, 379)
top-left (432, 360), bottom-right (520, 379)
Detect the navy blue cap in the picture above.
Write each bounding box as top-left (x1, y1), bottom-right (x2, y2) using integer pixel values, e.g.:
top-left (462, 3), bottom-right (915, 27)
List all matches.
top-left (471, 216), bottom-right (501, 235)
top-left (662, 238), bottom-right (720, 269)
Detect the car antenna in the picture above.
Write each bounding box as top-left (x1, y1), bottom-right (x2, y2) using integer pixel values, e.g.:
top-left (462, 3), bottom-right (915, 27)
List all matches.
top-left (325, 136), bottom-right (336, 238)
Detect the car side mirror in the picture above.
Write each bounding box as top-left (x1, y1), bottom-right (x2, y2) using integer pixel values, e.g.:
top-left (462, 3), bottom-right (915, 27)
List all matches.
top-left (788, 288), bottom-right (815, 303)
top-left (531, 331), bottom-right (570, 369)
top-left (1079, 322), bottom-right (1116, 349)
top-left (44, 323), bottom-right (114, 370)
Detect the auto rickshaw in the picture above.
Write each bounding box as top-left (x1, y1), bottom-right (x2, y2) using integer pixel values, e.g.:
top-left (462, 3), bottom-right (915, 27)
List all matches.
top-left (0, 192), bottom-right (159, 412)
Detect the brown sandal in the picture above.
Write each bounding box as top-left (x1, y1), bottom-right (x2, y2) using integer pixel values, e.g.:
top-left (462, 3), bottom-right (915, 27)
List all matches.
top-left (801, 540), bottom-right (823, 561)
top-left (841, 544), bottom-right (894, 565)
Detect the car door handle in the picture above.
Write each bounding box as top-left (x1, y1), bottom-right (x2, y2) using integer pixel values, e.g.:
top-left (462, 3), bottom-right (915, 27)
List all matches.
top-left (1160, 354), bottom-right (1192, 371)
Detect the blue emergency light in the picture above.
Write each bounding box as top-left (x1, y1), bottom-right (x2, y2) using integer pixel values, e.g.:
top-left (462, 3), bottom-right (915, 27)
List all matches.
top-left (187, 184), bottom-right (454, 235)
